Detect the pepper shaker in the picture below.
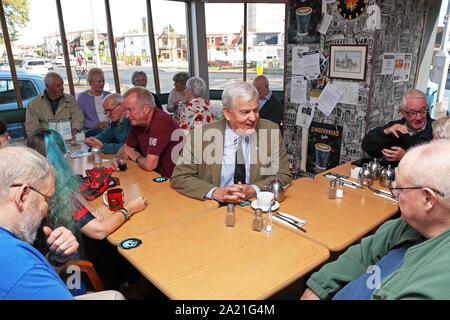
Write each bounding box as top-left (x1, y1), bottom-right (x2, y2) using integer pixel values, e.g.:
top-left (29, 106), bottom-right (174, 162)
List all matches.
top-left (252, 208), bottom-right (264, 232)
top-left (328, 179), bottom-right (337, 199)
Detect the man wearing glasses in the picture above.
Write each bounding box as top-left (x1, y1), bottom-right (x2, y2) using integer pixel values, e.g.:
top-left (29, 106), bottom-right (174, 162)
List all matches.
top-left (83, 93), bottom-right (131, 154)
top-left (362, 89), bottom-right (434, 165)
top-left (302, 140), bottom-right (450, 300)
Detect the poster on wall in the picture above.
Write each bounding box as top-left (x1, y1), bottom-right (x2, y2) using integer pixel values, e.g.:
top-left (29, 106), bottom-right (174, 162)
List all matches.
top-left (306, 121), bottom-right (343, 174)
top-left (288, 0), bottom-right (322, 45)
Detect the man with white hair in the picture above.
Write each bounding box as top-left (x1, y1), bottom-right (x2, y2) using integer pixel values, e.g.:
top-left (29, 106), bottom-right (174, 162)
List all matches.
top-left (0, 146), bottom-right (125, 300)
top-left (252, 75), bottom-right (283, 126)
top-left (0, 146), bottom-right (76, 299)
top-left (362, 89), bottom-right (434, 166)
top-left (25, 72), bottom-right (84, 137)
top-left (302, 140), bottom-right (450, 300)
top-left (84, 93), bottom-right (131, 154)
top-left (171, 81), bottom-right (291, 204)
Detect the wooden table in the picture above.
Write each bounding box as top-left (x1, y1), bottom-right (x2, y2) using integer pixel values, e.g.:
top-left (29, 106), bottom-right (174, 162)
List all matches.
top-left (241, 177), bottom-right (398, 252)
top-left (316, 161), bottom-right (396, 201)
top-left (69, 149), bottom-right (218, 245)
top-left (118, 205), bottom-right (330, 300)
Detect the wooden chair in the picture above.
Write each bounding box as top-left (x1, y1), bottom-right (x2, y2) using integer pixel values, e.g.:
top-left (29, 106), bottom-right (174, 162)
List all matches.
top-left (61, 260), bottom-right (105, 292)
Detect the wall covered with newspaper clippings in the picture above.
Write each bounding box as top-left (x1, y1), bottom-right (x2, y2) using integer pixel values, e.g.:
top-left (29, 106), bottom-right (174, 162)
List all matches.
top-left (283, 0), bottom-right (426, 178)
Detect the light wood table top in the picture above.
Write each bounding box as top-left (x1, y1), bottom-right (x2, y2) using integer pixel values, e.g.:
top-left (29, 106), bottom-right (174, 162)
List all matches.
top-left (118, 205), bottom-right (330, 300)
top-left (316, 161), bottom-right (396, 201)
top-left (68, 148), bottom-right (218, 245)
top-left (242, 177), bottom-right (398, 252)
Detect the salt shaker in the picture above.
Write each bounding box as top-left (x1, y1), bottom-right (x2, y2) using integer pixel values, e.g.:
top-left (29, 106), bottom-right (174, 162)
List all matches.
top-left (336, 181), bottom-right (344, 198)
top-left (226, 204), bottom-right (235, 227)
top-left (264, 202), bottom-right (274, 234)
top-left (328, 179), bottom-right (337, 199)
top-left (252, 208), bottom-right (263, 232)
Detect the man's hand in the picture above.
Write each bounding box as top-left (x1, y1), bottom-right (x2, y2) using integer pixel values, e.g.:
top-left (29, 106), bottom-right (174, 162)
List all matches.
top-left (122, 144), bottom-right (141, 162)
top-left (383, 124), bottom-right (408, 138)
top-left (43, 226), bottom-right (79, 265)
top-left (95, 121), bottom-right (109, 129)
top-left (84, 137), bottom-right (103, 149)
top-left (300, 288), bottom-right (321, 300)
top-left (237, 182), bottom-right (256, 200)
top-left (381, 146), bottom-right (406, 162)
top-left (71, 128), bottom-right (79, 137)
top-left (212, 184), bottom-right (256, 204)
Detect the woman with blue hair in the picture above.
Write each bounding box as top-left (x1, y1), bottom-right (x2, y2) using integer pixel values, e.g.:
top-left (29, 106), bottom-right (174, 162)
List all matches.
top-left (27, 128), bottom-right (148, 290)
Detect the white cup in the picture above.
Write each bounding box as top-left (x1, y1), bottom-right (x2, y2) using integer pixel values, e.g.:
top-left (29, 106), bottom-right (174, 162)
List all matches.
top-left (257, 191), bottom-right (275, 210)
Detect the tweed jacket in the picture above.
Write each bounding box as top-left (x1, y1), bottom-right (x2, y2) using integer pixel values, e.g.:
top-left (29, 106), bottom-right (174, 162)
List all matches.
top-left (170, 118), bottom-right (292, 200)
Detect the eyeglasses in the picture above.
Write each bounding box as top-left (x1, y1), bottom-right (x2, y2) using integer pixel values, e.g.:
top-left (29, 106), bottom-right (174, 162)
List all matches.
top-left (10, 184), bottom-right (56, 210)
top-left (402, 107), bottom-right (427, 117)
top-left (0, 131), bottom-right (9, 137)
top-left (104, 103), bottom-right (121, 116)
top-left (389, 180), bottom-right (445, 200)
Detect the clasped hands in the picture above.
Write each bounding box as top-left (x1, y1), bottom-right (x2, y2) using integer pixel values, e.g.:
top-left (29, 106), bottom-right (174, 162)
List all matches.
top-left (110, 145), bottom-right (140, 171)
top-left (382, 124), bottom-right (407, 162)
top-left (212, 182), bottom-right (256, 204)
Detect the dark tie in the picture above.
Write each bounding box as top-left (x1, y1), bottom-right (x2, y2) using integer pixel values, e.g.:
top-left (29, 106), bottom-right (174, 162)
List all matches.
top-left (234, 136), bottom-right (246, 184)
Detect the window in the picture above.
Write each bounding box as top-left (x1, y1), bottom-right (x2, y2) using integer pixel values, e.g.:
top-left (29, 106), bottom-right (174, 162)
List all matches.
top-left (246, 3), bottom-right (285, 91)
top-left (151, 0), bottom-right (189, 93)
top-left (205, 3), bottom-right (244, 90)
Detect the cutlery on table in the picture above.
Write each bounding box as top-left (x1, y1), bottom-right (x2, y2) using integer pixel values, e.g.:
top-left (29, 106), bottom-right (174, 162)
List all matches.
top-left (273, 213), bottom-right (307, 233)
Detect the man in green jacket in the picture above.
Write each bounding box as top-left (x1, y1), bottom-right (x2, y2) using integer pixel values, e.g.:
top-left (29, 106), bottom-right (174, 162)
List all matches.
top-left (301, 140), bottom-right (450, 300)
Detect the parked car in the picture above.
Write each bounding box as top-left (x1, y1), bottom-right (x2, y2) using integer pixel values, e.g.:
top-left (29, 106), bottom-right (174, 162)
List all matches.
top-left (20, 59), bottom-right (49, 76)
top-left (55, 56), bottom-right (64, 65)
top-left (54, 55), bottom-right (76, 67)
top-left (44, 59), bottom-right (54, 71)
top-left (0, 70), bottom-right (45, 141)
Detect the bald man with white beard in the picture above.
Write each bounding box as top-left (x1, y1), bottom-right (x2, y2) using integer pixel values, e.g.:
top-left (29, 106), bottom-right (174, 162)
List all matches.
top-left (301, 140), bottom-right (450, 300)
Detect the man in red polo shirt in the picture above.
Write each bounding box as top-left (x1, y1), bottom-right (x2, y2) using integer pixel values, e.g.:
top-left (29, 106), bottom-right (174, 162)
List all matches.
top-left (110, 87), bottom-right (182, 178)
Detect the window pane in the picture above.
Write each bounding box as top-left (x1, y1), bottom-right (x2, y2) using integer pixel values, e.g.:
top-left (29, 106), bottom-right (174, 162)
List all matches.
top-left (109, 0), bottom-right (156, 94)
top-left (151, 0), bottom-right (189, 93)
top-left (205, 3), bottom-right (244, 90)
top-left (1, 0), bottom-right (60, 140)
top-left (61, 0), bottom-right (117, 95)
top-left (246, 3), bottom-right (285, 91)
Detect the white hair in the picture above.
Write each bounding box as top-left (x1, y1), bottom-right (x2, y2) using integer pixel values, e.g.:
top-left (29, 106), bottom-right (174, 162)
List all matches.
top-left (0, 146), bottom-right (54, 198)
top-left (186, 77), bottom-right (207, 99)
top-left (123, 86), bottom-right (156, 110)
top-left (401, 89), bottom-right (427, 109)
top-left (44, 72), bottom-right (63, 87)
top-left (222, 81), bottom-right (258, 112)
top-left (402, 140), bottom-right (450, 200)
top-left (432, 116), bottom-right (450, 140)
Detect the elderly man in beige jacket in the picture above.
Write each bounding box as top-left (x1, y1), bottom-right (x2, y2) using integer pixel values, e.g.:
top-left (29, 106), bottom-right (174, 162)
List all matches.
top-left (25, 72), bottom-right (84, 137)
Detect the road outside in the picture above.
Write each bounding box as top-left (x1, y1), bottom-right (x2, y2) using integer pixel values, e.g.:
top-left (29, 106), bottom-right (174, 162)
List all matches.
top-left (52, 63), bottom-right (284, 95)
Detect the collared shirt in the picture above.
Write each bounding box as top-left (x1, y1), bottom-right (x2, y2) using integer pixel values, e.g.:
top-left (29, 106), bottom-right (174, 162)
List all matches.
top-left (205, 123), bottom-right (260, 199)
top-left (258, 90), bottom-right (272, 111)
top-left (406, 119), bottom-right (427, 136)
top-left (44, 90), bottom-right (62, 116)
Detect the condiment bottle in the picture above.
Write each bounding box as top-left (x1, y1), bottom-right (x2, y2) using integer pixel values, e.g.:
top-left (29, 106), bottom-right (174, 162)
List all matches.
top-left (336, 181), bottom-right (344, 198)
top-left (328, 179), bottom-right (337, 199)
top-left (226, 204), bottom-right (235, 227)
top-left (252, 208), bottom-right (263, 232)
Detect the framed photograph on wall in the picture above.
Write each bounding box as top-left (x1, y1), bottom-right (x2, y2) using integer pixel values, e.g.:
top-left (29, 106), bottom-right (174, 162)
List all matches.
top-left (329, 45), bottom-right (368, 81)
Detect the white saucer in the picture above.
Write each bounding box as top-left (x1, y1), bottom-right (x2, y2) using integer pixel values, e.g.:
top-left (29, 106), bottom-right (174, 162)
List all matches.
top-left (251, 200), bottom-right (280, 212)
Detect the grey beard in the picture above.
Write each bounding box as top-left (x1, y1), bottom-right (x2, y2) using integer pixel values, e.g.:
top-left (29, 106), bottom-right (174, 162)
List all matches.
top-left (17, 203), bottom-right (42, 245)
